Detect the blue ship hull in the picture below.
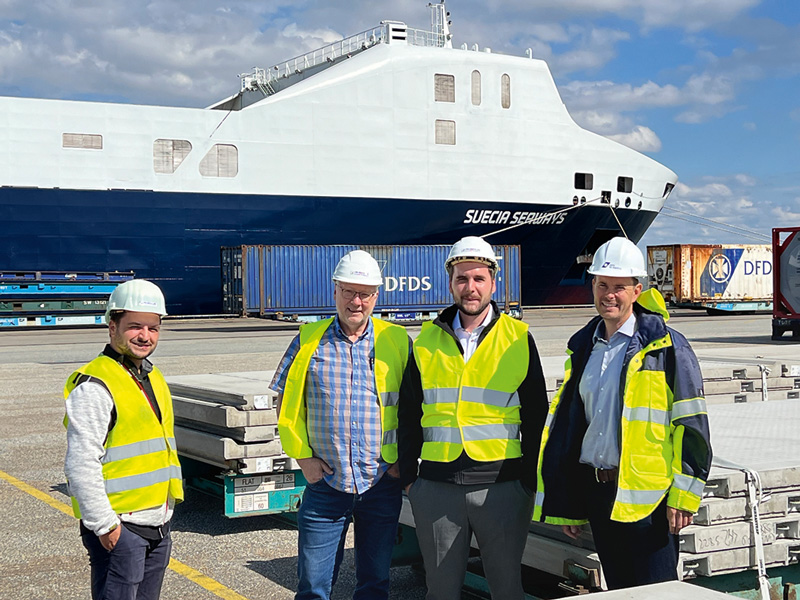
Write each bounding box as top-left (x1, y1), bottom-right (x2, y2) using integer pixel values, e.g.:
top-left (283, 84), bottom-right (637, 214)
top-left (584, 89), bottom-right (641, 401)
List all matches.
top-left (6, 188), bottom-right (656, 313)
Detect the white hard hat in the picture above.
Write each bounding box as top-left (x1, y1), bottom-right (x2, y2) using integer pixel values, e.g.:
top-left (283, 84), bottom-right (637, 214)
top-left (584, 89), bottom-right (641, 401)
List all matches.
top-left (445, 236), bottom-right (499, 272)
top-left (588, 237), bottom-right (647, 278)
top-left (105, 279), bottom-right (168, 323)
top-left (332, 250), bottom-right (383, 286)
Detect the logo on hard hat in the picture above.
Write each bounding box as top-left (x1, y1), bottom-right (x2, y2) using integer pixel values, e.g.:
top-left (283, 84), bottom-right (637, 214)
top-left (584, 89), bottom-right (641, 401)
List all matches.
top-left (140, 300), bottom-right (157, 307)
top-left (601, 261), bottom-right (621, 270)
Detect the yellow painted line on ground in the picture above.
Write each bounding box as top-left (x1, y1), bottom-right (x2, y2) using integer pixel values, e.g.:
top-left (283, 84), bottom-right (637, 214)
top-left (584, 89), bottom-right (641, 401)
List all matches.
top-left (0, 468), bottom-right (73, 516)
top-left (0, 468), bottom-right (251, 600)
top-left (168, 558), bottom-right (251, 600)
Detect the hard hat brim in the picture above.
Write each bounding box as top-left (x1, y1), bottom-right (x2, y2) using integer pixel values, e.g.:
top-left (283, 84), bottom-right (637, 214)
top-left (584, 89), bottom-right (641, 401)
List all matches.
top-left (332, 276), bottom-right (383, 287)
top-left (445, 256), bottom-right (498, 270)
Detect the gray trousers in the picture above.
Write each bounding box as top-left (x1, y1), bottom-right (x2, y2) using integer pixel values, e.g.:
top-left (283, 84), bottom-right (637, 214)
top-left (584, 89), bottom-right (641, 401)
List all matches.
top-left (408, 478), bottom-right (535, 600)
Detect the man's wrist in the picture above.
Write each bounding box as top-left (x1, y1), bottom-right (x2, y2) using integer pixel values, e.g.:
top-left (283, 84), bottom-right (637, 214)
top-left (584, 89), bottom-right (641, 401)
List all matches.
top-left (99, 519), bottom-right (120, 537)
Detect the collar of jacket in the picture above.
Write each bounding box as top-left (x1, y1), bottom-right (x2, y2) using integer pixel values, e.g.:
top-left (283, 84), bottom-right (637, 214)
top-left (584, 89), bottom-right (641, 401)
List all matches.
top-left (102, 344), bottom-right (154, 378)
top-left (433, 300), bottom-right (503, 352)
top-left (568, 297), bottom-right (668, 358)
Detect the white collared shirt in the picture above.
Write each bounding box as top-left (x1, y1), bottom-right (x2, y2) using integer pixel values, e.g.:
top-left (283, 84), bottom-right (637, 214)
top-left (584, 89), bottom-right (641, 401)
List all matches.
top-left (453, 306), bottom-right (494, 362)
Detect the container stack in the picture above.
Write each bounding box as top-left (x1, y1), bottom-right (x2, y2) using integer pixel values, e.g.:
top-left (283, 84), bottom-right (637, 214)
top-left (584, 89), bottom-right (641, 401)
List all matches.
top-left (167, 371), bottom-right (297, 475)
top-left (0, 270), bottom-right (133, 327)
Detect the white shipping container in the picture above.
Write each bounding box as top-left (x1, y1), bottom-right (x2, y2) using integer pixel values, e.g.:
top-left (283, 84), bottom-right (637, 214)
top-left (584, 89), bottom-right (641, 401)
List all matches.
top-left (647, 244), bottom-right (772, 309)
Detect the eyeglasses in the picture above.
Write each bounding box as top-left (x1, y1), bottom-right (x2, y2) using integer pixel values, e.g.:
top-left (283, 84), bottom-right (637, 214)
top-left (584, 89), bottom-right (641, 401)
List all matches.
top-left (337, 285), bottom-right (378, 302)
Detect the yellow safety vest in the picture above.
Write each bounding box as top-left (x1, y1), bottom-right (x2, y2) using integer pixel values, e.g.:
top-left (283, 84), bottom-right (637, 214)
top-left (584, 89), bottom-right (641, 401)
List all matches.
top-left (63, 355), bottom-right (184, 518)
top-left (413, 313), bottom-right (529, 462)
top-left (277, 317), bottom-right (409, 462)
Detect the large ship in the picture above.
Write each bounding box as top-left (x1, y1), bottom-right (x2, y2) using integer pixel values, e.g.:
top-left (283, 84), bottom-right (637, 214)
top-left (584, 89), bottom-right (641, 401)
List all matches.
top-left (1, 3), bottom-right (676, 314)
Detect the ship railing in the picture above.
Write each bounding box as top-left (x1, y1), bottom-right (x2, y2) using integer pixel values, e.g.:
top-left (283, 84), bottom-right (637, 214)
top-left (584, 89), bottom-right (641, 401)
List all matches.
top-left (240, 25), bottom-right (386, 93)
top-left (240, 22), bottom-right (447, 94)
top-left (405, 27), bottom-right (447, 48)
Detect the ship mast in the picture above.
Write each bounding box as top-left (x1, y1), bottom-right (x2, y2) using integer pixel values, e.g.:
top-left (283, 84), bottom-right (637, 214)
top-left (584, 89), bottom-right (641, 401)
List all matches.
top-left (429, 1), bottom-right (453, 48)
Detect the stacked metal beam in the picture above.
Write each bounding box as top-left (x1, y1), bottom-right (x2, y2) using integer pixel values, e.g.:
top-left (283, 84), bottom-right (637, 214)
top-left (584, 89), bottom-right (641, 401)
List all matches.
top-left (697, 358), bottom-right (800, 404)
top-left (545, 358), bottom-right (800, 405)
top-left (168, 371), bottom-right (298, 475)
top-left (528, 364), bottom-right (800, 590)
top-left (678, 398), bottom-right (800, 578)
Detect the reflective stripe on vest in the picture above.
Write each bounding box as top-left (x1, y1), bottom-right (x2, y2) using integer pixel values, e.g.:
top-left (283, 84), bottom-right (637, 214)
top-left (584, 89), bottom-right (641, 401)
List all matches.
top-left (63, 355), bottom-right (183, 518)
top-left (414, 313), bottom-right (528, 463)
top-left (671, 397), bottom-right (707, 422)
top-left (672, 472), bottom-right (706, 497)
top-left (277, 317), bottom-right (408, 463)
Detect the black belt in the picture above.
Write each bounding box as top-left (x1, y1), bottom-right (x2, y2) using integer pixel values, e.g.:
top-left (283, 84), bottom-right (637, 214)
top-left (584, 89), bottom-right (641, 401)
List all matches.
top-left (123, 520), bottom-right (171, 541)
top-left (80, 519), bottom-right (170, 541)
top-left (594, 467), bottom-right (618, 483)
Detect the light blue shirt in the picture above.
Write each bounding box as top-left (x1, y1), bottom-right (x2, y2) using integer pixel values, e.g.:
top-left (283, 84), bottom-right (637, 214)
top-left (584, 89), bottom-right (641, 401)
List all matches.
top-left (578, 313), bottom-right (636, 469)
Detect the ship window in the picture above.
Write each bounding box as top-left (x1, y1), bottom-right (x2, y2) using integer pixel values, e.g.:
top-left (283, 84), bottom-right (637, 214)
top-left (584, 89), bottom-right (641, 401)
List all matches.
top-left (575, 173), bottom-right (593, 190)
top-left (435, 120), bottom-right (456, 145)
top-left (62, 133), bottom-right (102, 150)
top-left (471, 70), bottom-right (481, 106)
top-left (153, 139), bottom-right (192, 174)
top-left (501, 74), bottom-right (511, 109)
top-left (199, 144), bottom-right (238, 177)
top-left (434, 74), bottom-right (455, 103)
top-left (617, 176), bottom-right (633, 193)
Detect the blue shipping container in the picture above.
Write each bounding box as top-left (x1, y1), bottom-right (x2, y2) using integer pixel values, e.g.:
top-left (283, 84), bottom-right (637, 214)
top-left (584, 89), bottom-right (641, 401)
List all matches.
top-left (220, 245), bottom-right (521, 320)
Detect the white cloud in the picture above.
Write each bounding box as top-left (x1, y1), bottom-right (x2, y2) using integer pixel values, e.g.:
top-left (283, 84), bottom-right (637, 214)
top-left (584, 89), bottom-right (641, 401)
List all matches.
top-left (607, 125), bottom-right (662, 152)
top-left (561, 79), bottom-right (683, 112)
top-left (281, 23), bottom-right (343, 46)
top-left (571, 110), bottom-right (634, 135)
top-left (548, 27), bottom-right (629, 75)
top-left (771, 205), bottom-right (800, 223)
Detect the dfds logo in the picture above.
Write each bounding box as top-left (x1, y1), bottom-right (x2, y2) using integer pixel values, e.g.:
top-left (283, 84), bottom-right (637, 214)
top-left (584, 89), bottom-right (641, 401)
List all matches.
top-left (708, 254), bottom-right (732, 284)
top-left (384, 276), bottom-right (432, 292)
top-left (743, 260), bottom-right (771, 276)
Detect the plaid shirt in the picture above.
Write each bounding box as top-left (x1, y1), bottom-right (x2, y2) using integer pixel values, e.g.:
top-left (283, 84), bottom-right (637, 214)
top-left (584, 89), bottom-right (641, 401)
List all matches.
top-left (271, 317), bottom-right (389, 494)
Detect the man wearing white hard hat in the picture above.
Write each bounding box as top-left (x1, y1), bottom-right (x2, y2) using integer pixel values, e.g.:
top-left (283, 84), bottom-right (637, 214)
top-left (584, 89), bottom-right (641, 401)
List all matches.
top-left (533, 237), bottom-right (712, 589)
top-left (273, 250), bottom-right (410, 600)
top-left (397, 236), bottom-right (548, 599)
top-left (63, 279), bottom-right (182, 599)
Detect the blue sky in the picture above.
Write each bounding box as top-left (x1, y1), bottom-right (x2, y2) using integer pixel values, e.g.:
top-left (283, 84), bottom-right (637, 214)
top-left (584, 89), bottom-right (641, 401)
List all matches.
top-left (0, 0), bottom-right (797, 248)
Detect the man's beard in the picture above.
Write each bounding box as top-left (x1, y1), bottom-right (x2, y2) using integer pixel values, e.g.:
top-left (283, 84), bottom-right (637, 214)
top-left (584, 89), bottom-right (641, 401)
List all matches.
top-left (455, 297), bottom-right (491, 317)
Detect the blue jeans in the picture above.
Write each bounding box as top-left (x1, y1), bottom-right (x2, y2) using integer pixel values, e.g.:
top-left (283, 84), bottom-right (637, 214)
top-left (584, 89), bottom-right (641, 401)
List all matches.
top-left (296, 473), bottom-right (402, 600)
top-left (80, 522), bottom-right (172, 600)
